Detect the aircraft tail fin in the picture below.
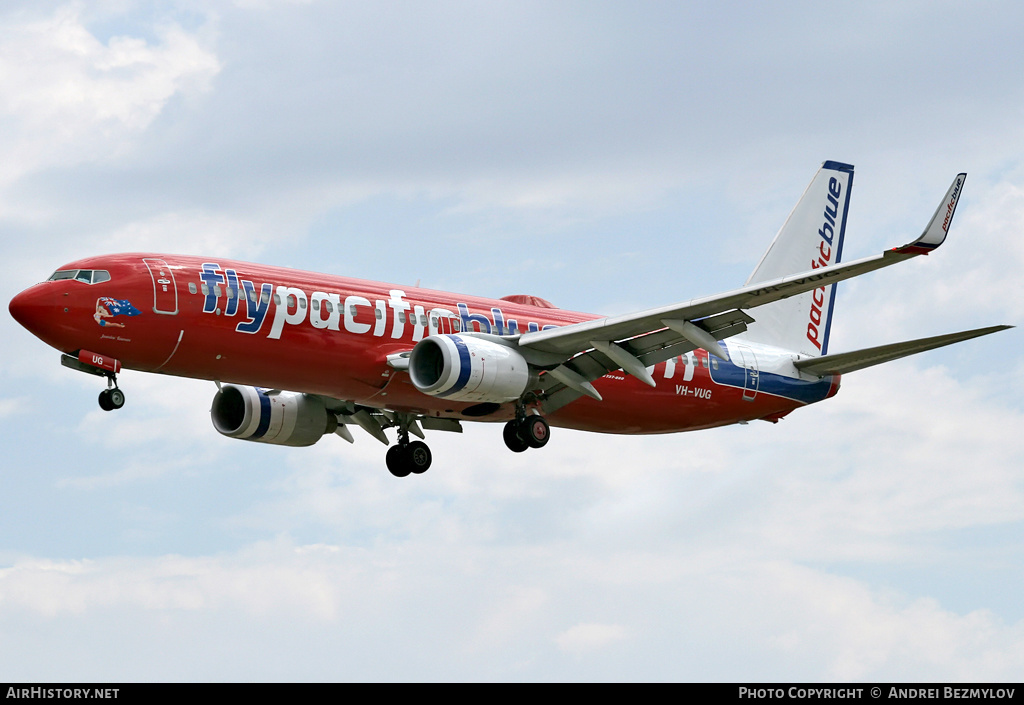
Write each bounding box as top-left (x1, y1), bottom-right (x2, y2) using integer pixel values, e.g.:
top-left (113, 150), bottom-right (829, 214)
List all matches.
top-left (793, 325), bottom-right (1012, 377)
top-left (740, 161), bottom-right (854, 357)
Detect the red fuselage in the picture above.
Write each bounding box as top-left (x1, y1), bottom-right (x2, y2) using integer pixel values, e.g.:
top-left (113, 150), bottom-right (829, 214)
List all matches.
top-left (9, 253), bottom-right (837, 434)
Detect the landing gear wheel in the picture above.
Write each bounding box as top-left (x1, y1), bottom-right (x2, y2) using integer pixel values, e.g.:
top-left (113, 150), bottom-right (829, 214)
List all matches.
top-left (407, 441), bottom-right (432, 474)
top-left (503, 420), bottom-right (529, 453)
top-left (108, 388), bottom-right (125, 410)
top-left (386, 445), bottom-right (412, 478)
top-left (522, 415), bottom-right (550, 449)
top-left (97, 373), bottom-right (125, 412)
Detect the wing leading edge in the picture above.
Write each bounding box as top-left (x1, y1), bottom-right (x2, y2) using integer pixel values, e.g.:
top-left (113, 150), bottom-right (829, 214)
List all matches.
top-left (519, 172), bottom-right (968, 359)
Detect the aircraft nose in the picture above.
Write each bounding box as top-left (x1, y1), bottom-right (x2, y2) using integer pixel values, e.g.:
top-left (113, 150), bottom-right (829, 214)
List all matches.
top-left (9, 284), bottom-right (56, 338)
top-left (9, 287), bottom-right (35, 328)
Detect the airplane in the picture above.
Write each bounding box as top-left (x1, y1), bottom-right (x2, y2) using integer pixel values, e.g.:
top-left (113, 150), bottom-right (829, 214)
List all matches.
top-left (8, 162), bottom-right (1012, 477)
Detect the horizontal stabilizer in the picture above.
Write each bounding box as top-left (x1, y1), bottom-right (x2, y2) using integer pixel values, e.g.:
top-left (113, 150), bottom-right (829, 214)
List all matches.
top-left (793, 325), bottom-right (1012, 377)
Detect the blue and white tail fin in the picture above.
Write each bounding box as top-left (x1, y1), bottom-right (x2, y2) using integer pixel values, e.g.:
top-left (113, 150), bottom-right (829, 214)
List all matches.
top-left (739, 160), bottom-right (854, 357)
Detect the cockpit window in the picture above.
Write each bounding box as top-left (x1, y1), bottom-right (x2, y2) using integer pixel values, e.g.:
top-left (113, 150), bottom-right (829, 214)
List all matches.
top-left (47, 269), bottom-right (111, 284)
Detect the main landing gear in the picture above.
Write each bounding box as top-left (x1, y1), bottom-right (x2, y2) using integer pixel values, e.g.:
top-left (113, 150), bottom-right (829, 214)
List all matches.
top-left (386, 427), bottom-right (432, 478)
top-left (503, 412), bottom-right (550, 453)
top-left (381, 406), bottom-right (551, 477)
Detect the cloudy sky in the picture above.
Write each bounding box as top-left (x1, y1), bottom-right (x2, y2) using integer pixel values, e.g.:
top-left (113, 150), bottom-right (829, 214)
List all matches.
top-left (2, 0), bottom-right (1023, 681)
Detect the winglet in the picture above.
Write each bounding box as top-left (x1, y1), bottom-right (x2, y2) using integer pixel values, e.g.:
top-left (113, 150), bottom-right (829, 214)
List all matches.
top-left (892, 173), bottom-right (966, 255)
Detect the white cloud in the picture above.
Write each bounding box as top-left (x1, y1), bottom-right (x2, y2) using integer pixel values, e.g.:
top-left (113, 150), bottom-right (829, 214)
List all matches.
top-left (0, 3), bottom-right (220, 200)
top-left (0, 397), bottom-right (24, 418)
top-left (98, 210), bottom-right (274, 259)
top-left (0, 539), bottom-right (1021, 680)
top-left (758, 561), bottom-right (1024, 682)
top-left (555, 622), bottom-right (628, 655)
top-left (0, 539), bottom-right (346, 620)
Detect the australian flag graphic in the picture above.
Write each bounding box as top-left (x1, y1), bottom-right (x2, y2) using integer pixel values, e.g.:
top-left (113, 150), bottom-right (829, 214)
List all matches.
top-left (99, 297), bottom-right (142, 317)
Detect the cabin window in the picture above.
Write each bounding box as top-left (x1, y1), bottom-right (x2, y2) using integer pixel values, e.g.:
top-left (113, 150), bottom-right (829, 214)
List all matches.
top-left (212, 285), bottom-right (222, 298)
top-left (420, 315), bottom-right (428, 326)
top-left (398, 311), bottom-right (406, 323)
top-left (453, 319), bottom-right (462, 332)
top-left (249, 290), bottom-right (257, 303)
top-left (188, 282), bottom-right (198, 295)
top-left (299, 298), bottom-right (306, 310)
top-left (711, 358), bottom-right (719, 370)
top-left (201, 283), bottom-right (209, 296)
top-left (226, 287), bottom-right (235, 299)
top-left (375, 308), bottom-right (383, 319)
top-left (350, 305), bottom-right (358, 316)
top-left (261, 291), bottom-right (271, 304)
top-left (311, 299), bottom-right (319, 311)
top-left (273, 294), bottom-right (281, 305)
top-left (702, 356), bottom-right (709, 369)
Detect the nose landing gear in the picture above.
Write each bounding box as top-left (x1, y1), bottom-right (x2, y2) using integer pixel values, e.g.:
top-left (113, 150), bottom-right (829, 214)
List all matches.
top-left (98, 383), bottom-right (125, 411)
top-left (60, 352), bottom-right (126, 411)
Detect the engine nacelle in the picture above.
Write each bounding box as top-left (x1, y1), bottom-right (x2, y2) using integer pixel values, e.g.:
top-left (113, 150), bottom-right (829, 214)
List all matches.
top-left (409, 334), bottom-right (533, 403)
top-left (211, 384), bottom-right (337, 447)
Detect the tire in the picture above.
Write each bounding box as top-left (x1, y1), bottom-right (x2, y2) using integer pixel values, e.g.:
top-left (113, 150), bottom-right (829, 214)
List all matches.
top-left (522, 415), bottom-right (550, 449)
top-left (108, 388), bottom-right (125, 409)
top-left (407, 441), bottom-right (432, 474)
top-left (386, 445), bottom-right (412, 477)
top-left (98, 390), bottom-right (114, 411)
top-left (503, 420), bottom-right (529, 453)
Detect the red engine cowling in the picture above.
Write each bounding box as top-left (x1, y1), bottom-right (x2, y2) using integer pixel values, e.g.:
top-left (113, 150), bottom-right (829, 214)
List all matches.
top-left (211, 384), bottom-right (337, 447)
top-left (408, 334), bottom-right (533, 403)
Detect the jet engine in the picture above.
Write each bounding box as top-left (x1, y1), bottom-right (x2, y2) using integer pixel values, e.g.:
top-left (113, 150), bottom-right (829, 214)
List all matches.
top-left (211, 384), bottom-right (337, 447)
top-left (409, 334), bottom-right (534, 403)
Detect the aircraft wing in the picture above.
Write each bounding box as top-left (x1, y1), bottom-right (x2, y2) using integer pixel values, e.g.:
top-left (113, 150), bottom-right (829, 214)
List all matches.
top-left (513, 173), bottom-right (968, 408)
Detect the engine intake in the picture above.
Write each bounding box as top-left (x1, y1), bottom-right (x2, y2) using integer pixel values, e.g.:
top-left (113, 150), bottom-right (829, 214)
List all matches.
top-left (409, 334), bottom-right (533, 403)
top-left (211, 384), bottom-right (337, 447)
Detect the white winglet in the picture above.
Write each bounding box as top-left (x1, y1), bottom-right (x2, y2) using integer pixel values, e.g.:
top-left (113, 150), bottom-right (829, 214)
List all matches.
top-left (892, 173), bottom-right (966, 254)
